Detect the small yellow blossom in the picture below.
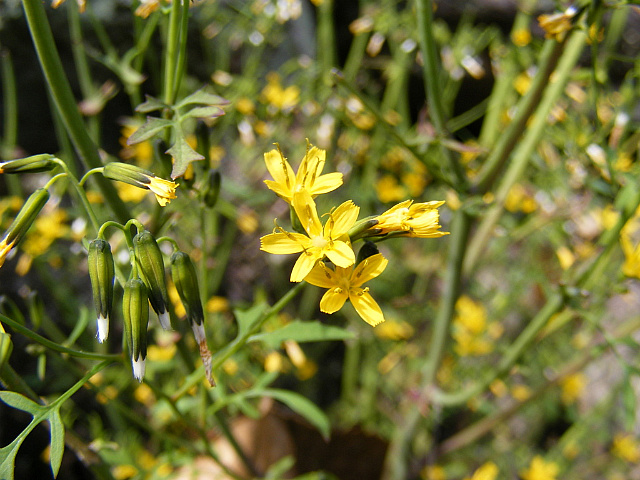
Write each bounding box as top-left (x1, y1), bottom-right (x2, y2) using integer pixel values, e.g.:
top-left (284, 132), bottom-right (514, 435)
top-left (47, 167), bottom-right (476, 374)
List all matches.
top-left (505, 183), bottom-right (537, 214)
top-left (612, 433), bottom-right (640, 463)
top-left (376, 175), bottom-right (406, 203)
top-left (374, 319), bottom-right (414, 340)
top-left (489, 379), bottom-right (508, 398)
top-left (236, 97), bottom-right (256, 115)
top-left (422, 464), bottom-right (446, 480)
top-left (147, 344), bottom-right (176, 362)
top-left (261, 72), bottom-right (300, 111)
top-left (147, 177), bottom-right (178, 206)
top-left (538, 7), bottom-right (578, 41)
top-left (0, 236), bottom-right (17, 269)
top-left (135, 0), bottom-right (164, 18)
top-left (464, 461), bottom-right (499, 480)
top-left (134, 383), bottom-right (155, 405)
top-left (264, 351), bottom-right (285, 373)
top-left (375, 200), bottom-right (448, 238)
top-left (51, 0), bottom-right (85, 13)
top-left (621, 233), bottom-right (640, 279)
top-left (260, 191), bottom-right (358, 282)
top-left (206, 296), bottom-right (229, 313)
top-left (511, 384), bottom-right (532, 402)
top-left (263, 143), bottom-right (343, 204)
top-left (284, 340), bottom-right (317, 380)
top-left (556, 246), bottom-right (575, 271)
top-left (560, 373), bottom-right (585, 404)
top-left (222, 358), bottom-right (239, 376)
top-left (112, 464), bottom-right (138, 480)
top-left (303, 253), bottom-right (388, 326)
top-left (512, 28), bottom-right (532, 47)
top-left (520, 456), bottom-right (559, 480)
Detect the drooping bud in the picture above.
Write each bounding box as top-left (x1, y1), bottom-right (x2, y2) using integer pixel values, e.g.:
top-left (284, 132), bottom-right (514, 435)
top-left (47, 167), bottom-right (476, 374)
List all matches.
top-left (122, 277), bottom-right (149, 381)
top-left (103, 162), bottom-right (177, 206)
top-left (202, 169), bottom-right (221, 208)
top-left (133, 230), bottom-right (171, 329)
top-left (0, 154), bottom-right (56, 174)
top-left (0, 188), bottom-right (50, 269)
top-left (87, 239), bottom-right (115, 342)
top-left (170, 251), bottom-right (204, 326)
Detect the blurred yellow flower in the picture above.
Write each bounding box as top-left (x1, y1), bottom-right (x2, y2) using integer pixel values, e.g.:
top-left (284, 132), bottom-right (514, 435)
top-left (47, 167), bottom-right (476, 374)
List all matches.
top-left (304, 253), bottom-right (388, 326)
top-left (560, 372), bottom-right (585, 404)
top-left (51, 0), bottom-right (85, 13)
top-left (612, 433), bottom-right (640, 463)
top-left (520, 456), bottom-right (559, 480)
top-left (374, 319), bottom-right (414, 340)
top-left (505, 183), bottom-right (537, 214)
top-left (464, 461), bottom-right (498, 480)
top-left (120, 123), bottom-right (153, 167)
top-left (264, 351), bottom-right (285, 373)
top-left (621, 233), bottom-right (640, 279)
top-left (422, 464), bottom-right (446, 480)
top-left (206, 296), bottom-right (229, 313)
top-left (511, 384), bottom-right (532, 402)
top-left (134, 383), bottom-right (155, 405)
top-left (21, 208), bottom-right (69, 258)
top-left (376, 175), bottom-right (406, 203)
top-left (135, 0), bottom-right (165, 18)
top-left (375, 200), bottom-right (448, 238)
top-left (512, 28), bottom-right (531, 47)
top-left (263, 142), bottom-right (343, 205)
top-left (112, 464), bottom-right (138, 480)
top-left (556, 246), bottom-right (575, 271)
top-left (261, 191), bottom-right (357, 282)
top-left (284, 340), bottom-right (317, 380)
top-left (261, 72), bottom-right (300, 111)
top-left (147, 344), bottom-right (176, 362)
top-left (236, 97), bottom-right (256, 115)
top-left (538, 7), bottom-right (577, 41)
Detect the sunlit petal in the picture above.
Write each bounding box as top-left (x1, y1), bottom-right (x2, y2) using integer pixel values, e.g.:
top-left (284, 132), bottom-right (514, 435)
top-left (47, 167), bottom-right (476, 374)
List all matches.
top-left (351, 289), bottom-right (385, 326)
top-left (309, 172), bottom-right (344, 196)
top-left (319, 289), bottom-right (348, 314)
top-left (264, 149), bottom-right (295, 199)
top-left (351, 253), bottom-right (388, 287)
top-left (290, 252), bottom-right (318, 282)
top-left (325, 240), bottom-right (355, 268)
top-left (292, 190), bottom-right (322, 237)
top-left (327, 200), bottom-right (359, 237)
top-left (303, 261), bottom-right (336, 288)
top-left (264, 179), bottom-right (292, 200)
top-left (260, 232), bottom-right (307, 254)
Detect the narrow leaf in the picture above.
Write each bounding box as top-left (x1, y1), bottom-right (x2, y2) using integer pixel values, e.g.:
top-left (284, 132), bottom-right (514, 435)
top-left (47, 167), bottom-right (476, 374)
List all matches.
top-left (249, 320), bottom-right (354, 348)
top-left (0, 391), bottom-right (44, 415)
top-left (176, 89), bottom-right (229, 108)
top-left (166, 135), bottom-right (205, 179)
top-left (126, 117), bottom-right (173, 145)
top-left (48, 409), bottom-right (65, 478)
top-left (233, 303), bottom-right (268, 338)
top-left (135, 95), bottom-right (168, 113)
top-left (0, 441), bottom-right (20, 480)
top-left (252, 388), bottom-right (331, 441)
top-left (181, 106), bottom-right (225, 120)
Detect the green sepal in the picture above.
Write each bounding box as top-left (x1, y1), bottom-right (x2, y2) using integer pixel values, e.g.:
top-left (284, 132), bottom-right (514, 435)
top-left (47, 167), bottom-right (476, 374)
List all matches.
top-left (87, 238), bottom-right (115, 342)
top-left (133, 230), bottom-right (170, 329)
top-left (170, 251), bottom-right (204, 326)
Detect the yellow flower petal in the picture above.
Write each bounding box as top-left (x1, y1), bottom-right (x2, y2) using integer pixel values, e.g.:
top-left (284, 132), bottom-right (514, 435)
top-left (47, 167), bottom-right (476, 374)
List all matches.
top-left (351, 253), bottom-right (388, 287)
top-left (260, 232), bottom-right (308, 254)
top-left (264, 148), bottom-right (296, 200)
top-left (303, 261), bottom-right (336, 288)
top-left (319, 288), bottom-right (348, 314)
top-left (351, 289), bottom-right (385, 326)
top-left (308, 172), bottom-right (343, 196)
top-left (290, 252), bottom-right (318, 282)
top-left (325, 240), bottom-right (356, 268)
top-left (147, 176), bottom-right (178, 206)
top-left (326, 200), bottom-right (360, 237)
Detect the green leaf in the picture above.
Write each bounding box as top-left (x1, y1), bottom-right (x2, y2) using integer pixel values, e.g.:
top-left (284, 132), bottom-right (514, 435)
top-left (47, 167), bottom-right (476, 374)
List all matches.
top-left (176, 89), bottom-right (229, 109)
top-left (252, 388), bottom-right (331, 441)
top-left (181, 106), bottom-right (226, 120)
top-left (234, 303), bottom-right (268, 338)
top-left (166, 134), bottom-right (205, 179)
top-left (135, 95), bottom-right (169, 114)
top-left (249, 321), bottom-right (354, 348)
top-left (622, 370), bottom-right (636, 431)
top-left (126, 117), bottom-right (173, 145)
top-left (0, 439), bottom-right (22, 480)
top-left (48, 408), bottom-right (65, 478)
top-left (0, 391), bottom-right (44, 415)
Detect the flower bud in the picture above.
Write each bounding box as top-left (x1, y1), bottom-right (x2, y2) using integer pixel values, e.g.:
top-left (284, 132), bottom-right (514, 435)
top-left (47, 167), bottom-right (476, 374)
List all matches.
top-left (347, 216), bottom-right (380, 241)
top-left (88, 239), bottom-right (115, 343)
top-left (103, 162), bottom-right (177, 206)
top-left (123, 277), bottom-right (149, 381)
top-left (0, 155), bottom-right (56, 174)
top-left (0, 325), bottom-right (13, 372)
top-left (170, 251), bottom-right (204, 326)
top-left (0, 188), bottom-right (50, 268)
top-left (202, 169), bottom-right (221, 208)
top-left (133, 230), bottom-right (171, 329)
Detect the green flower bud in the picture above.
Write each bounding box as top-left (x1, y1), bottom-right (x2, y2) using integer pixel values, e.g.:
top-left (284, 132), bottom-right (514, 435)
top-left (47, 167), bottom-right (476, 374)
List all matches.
top-left (133, 230), bottom-right (171, 330)
top-left (123, 277), bottom-right (149, 381)
top-left (0, 326), bottom-right (13, 373)
top-left (347, 216), bottom-right (381, 241)
top-left (88, 239), bottom-right (115, 343)
top-left (0, 188), bottom-right (50, 269)
top-left (170, 251), bottom-right (204, 326)
top-left (0, 154), bottom-right (56, 174)
top-left (202, 169), bottom-right (221, 208)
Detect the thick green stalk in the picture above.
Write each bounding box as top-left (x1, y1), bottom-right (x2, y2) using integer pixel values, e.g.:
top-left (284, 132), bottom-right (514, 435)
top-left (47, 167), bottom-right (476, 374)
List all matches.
top-left (1, 48), bottom-right (18, 159)
top-left (163, 0), bottom-right (184, 106)
top-left (317, 0), bottom-right (336, 78)
top-left (464, 30), bottom-right (588, 274)
top-left (21, 0), bottom-right (130, 223)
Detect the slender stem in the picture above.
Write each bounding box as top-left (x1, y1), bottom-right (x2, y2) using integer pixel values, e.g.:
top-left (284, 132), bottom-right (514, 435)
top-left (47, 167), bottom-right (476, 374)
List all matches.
top-left (0, 48), bottom-right (18, 159)
top-left (52, 159), bottom-right (102, 234)
top-left (21, 0), bottom-right (130, 223)
top-left (163, 0), bottom-right (183, 106)
top-left (0, 314), bottom-right (121, 361)
top-left (317, 0), bottom-right (336, 77)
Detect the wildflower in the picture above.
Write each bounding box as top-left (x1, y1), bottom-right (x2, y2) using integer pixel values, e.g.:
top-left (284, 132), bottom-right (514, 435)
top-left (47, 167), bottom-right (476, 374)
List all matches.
top-left (612, 433), bottom-right (640, 463)
top-left (51, 0), bottom-right (85, 13)
top-left (453, 296), bottom-right (497, 357)
top-left (103, 162), bottom-right (177, 206)
top-left (374, 200), bottom-right (448, 238)
top-left (0, 188), bottom-right (49, 269)
top-left (375, 175), bottom-right (406, 203)
top-left (263, 143), bottom-right (343, 204)
top-left (0, 155), bottom-right (56, 174)
top-left (135, 0), bottom-right (163, 18)
top-left (538, 6), bottom-right (578, 41)
top-left (261, 72), bottom-right (300, 112)
top-left (88, 239), bottom-right (115, 343)
top-left (122, 277), bottom-right (149, 382)
top-left (261, 191), bottom-right (358, 281)
top-left (464, 461), bottom-right (499, 480)
top-left (560, 372), bottom-right (585, 404)
top-left (303, 253), bottom-right (388, 326)
top-left (133, 230), bottom-right (171, 329)
top-left (621, 233), bottom-right (640, 278)
top-left (512, 27), bottom-right (531, 47)
top-left (520, 456), bottom-right (559, 480)
top-left (284, 340), bottom-right (317, 380)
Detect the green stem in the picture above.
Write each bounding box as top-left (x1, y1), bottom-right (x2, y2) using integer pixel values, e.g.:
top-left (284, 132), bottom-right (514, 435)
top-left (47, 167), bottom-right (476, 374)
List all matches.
top-left (464, 30), bottom-right (588, 275)
top-left (171, 282), bottom-right (305, 401)
top-left (163, 0), bottom-right (183, 106)
top-left (317, 0), bottom-right (336, 78)
top-left (52, 159), bottom-right (102, 234)
top-left (0, 314), bottom-right (121, 361)
top-left (0, 48), bottom-right (18, 160)
top-left (21, 0), bottom-right (130, 223)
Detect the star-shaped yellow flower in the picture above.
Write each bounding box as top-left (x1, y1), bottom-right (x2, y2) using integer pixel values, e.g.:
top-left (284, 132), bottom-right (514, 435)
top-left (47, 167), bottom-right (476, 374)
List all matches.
top-left (264, 143), bottom-right (343, 204)
top-left (375, 200), bottom-right (449, 238)
top-left (260, 191), bottom-right (357, 282)
top-left (304, 253), bottom-right (388, 326)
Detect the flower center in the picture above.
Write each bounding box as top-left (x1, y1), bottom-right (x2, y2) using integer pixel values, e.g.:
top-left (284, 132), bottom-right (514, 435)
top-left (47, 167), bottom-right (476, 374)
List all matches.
top-left (311, 235), bottom-right (328, 249)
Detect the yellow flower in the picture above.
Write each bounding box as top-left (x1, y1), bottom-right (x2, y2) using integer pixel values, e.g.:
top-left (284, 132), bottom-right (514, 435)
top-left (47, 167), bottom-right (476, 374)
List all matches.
top-left (375, 200), bottom-right (448, 238)
top-left (147, 177), bottom-right (177, 206)
top-left (261, 72), bottom-right (300, 111)
top-left (260, 191), bottom-right (358, 282)
top-left (103, 162), bottom-right (178, 206)
top-left (51, 0), bottom-right (85, 13)
top-left (560, 373), bottom-right (585, 405)
top-left (135, 0), bottom-right (164, 18)
top-left (464, 461), bottom-right (499, 480)
top-left (520, 456), bottom-right (559, 480)
top-left (538, 7), bottom-right (577, 41)
top-left (612, 433), bottom-right (640, 463)
top-left (621, 233), bottom-right (640, 278)
top-left (376, 175), bottom-right (406, 203)
top-left (0, 236), bottom-right (17, 269)
top-left (263, 143), bottom-right (343, 204)
top-left (303, 253), bottom-right (388, 326)
top-left (512, 27), bottom-right (531, 47)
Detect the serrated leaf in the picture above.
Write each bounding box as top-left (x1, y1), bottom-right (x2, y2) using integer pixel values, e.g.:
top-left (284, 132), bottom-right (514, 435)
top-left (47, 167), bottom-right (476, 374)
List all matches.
top-left (127, 117), bottom-right (173, 145)
top-left (0, 391), bottom-right (44, 415)
top-left (176, 89), bottom-right (229, 109)
top-left (135, 95), bottom-right (168, 114)
top-left (251, 388), bottom-right (331, 441)
top-left (48, 408), bottom-right (65, 478)
top-left (181, 106), bottom-right (226, 120)
top-left (234, 303), bottom-right (268, 338)
top-left (249, 321), bottom-right (354, 348)
top-left (166, 134), bottom-right (205, 179)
